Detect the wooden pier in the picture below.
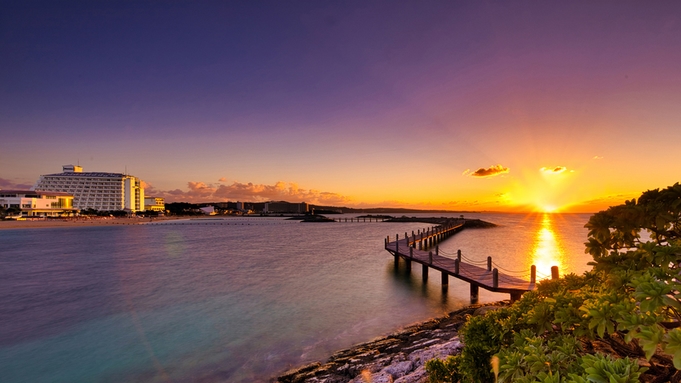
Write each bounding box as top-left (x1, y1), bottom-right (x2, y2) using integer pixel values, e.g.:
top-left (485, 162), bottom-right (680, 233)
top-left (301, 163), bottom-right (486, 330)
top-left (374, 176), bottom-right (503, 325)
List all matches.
top-left (384, 222), bottom-right (558, 303)
top-left (332, 216), bottom-right (390, 223)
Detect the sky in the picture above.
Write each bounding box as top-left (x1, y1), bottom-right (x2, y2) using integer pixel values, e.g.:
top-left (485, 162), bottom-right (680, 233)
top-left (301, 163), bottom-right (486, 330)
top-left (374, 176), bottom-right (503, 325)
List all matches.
top-left (1, 1), bottom-right (680, 212)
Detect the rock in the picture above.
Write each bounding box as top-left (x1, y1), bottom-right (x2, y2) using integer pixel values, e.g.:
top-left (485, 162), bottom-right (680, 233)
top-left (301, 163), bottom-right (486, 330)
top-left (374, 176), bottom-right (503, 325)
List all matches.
top-left (381, 360), bottom-right (413, 378)
top-left (473, 305), bottom-right (501, 316)
top-left (275, 304), bottom-right (506, 383)
top-left (407, 338), bottom-right (462, 368)
top-left (393, 366), bottom-right (428, 383)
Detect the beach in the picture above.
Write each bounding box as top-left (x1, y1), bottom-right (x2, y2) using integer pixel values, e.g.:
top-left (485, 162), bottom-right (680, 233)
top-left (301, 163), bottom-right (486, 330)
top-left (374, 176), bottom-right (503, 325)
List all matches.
top-left (0, 216), bottom-right (185, 230)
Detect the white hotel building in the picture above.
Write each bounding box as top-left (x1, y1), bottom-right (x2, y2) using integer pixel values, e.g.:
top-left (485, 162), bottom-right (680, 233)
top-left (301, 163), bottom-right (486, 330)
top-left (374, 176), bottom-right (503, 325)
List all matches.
top-left (0, 190), bottom-right (75, 217)
top-left (34, 165), bottom-right (145, 212)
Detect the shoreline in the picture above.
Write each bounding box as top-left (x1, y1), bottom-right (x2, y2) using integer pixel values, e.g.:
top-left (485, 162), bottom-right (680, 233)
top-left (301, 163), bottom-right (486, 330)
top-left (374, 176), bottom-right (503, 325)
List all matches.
top-left (275, 302), bottom-right (507, 383)
top-left (0, 216), bottom-right (193, 230)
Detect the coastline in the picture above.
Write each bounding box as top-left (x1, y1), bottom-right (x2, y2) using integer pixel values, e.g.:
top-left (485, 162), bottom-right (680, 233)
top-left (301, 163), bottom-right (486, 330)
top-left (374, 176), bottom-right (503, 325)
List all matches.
top-left (276, 302), bottom-right (507, 383)
top-left (0, 216), bottom-right (189, 230)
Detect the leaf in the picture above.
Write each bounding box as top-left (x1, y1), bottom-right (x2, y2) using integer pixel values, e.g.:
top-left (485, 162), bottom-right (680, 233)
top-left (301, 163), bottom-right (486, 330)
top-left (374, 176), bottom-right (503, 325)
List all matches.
top-left (637, 325), bottom-right (664, 360)
top-left (664, 328), bottom-right (681, 369)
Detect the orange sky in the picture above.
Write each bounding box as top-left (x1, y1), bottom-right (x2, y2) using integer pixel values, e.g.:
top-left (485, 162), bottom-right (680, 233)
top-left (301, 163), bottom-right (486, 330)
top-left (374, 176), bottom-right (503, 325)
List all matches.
top-left (2, 2), bottom-right (680, 213)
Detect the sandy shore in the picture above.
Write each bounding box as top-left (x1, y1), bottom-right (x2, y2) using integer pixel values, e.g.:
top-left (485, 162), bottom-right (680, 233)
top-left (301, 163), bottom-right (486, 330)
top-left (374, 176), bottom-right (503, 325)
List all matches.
top-left (0, 216), bottom-right (188, 230)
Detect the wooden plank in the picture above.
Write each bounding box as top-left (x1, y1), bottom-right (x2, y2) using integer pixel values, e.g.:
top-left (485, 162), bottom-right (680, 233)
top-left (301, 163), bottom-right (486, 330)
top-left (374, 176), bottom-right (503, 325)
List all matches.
top-left (385, 222), bottom-right (535, 295)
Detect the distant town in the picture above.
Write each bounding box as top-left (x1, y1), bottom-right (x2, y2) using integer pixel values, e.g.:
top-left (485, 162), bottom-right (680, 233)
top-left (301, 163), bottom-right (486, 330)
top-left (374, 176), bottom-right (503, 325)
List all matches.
top-left (0, 165), bottom-right (477, 220)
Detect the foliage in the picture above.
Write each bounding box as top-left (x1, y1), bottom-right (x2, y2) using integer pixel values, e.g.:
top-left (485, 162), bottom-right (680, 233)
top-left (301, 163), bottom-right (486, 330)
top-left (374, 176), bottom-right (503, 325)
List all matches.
top-left (427, 183), bottom-right (681, 382)
top-left (79, 208), bottom-right (129, 217)
top-left (165, 202), bottom-right (203, 215)
top-left (573, 354), bottom-right (644, 383)
top-left (426, 355), bottom-right (460, 383)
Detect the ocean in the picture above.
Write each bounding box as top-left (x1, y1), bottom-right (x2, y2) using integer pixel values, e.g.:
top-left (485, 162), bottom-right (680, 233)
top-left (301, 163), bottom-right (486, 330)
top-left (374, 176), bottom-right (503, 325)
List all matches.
top-left (0, 213), bottom-right (594, 382)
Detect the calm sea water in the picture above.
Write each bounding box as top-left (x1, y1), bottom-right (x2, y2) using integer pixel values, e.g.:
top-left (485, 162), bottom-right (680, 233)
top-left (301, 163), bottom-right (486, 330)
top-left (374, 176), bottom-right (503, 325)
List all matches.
top-left (0, 213), bottom-right (593, 382)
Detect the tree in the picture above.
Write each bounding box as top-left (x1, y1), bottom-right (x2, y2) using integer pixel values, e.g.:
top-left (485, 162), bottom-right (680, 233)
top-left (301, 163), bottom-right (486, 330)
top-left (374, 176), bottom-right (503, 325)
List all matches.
top-left (584, 183), bottom-right (681, 366)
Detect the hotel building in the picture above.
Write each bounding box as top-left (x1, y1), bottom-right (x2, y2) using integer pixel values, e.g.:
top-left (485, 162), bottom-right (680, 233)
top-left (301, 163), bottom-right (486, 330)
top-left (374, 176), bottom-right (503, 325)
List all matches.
top-left (34, 165), bottom-right (145, 212)
top-left (0, 190), bottom-right (75, 217)
top-left (263, 201), bottom-right (309, 214)
top-left (144, 196), bottom-right (165, 212)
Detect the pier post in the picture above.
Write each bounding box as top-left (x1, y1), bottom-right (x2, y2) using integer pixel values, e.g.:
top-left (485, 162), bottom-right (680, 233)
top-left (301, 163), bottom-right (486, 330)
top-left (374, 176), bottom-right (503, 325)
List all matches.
top-left (394, 255), bottom-right (399, 268)
top-left (405, 258), bottom-right (411, 273)
top-left (510, 292), bottom-right (523, 302)
top-left (531, 265), bottom-right (536, 284)
top-left (457, 249), bottom-right (461, 262)
top-left (470, 284), bottom-right (479, 304)
top-left (454, 259), bottom-right (459, 275)
top-left (395, 234), bottom-right (399, 254)
top-left (551, 266), bottom-right (560, 280)
top-left (435, 245), bottom-right (439, 256)
top-left (487, 256), bottom-right (492, 271)
top-left (429, 251), bottom-right (433, 264)
top-left (422, 264), bottom-right (428, 281)
top-left (441, 271), bottom-right (448, 285)
top-left (410, 247), bottom-right (413, 258)
top-left (493, 268), bottom-right (499, 288)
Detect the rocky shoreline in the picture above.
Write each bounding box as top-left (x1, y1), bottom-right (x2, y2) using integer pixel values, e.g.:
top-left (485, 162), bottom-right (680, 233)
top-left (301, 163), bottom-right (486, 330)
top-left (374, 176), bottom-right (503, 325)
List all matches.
top-left (276, 302), bottom-right (507, 383)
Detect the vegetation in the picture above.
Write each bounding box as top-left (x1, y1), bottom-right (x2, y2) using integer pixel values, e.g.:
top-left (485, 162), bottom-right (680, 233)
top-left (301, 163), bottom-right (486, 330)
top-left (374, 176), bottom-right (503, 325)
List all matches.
top-left (165, 202), bottom-right (203, 215)
top-left (426, 183), bottom-right (681, 382)
top-left (79, 208), bottom-right (129, 217)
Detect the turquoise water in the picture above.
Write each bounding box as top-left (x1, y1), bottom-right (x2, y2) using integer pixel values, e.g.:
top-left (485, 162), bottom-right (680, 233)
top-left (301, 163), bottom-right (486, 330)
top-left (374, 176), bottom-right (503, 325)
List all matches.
top-left (0, 213), bottom-right (592, 382)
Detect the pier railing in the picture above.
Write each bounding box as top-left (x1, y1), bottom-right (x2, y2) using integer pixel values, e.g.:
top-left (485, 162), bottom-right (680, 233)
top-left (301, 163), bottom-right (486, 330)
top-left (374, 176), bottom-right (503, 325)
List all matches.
top-left (384, 222), bottom-right (558, 302)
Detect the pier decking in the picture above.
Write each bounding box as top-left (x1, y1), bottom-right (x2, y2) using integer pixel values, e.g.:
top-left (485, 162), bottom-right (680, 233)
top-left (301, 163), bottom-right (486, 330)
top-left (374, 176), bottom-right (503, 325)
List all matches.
top-left (384, 221), bottom-right (557, 302)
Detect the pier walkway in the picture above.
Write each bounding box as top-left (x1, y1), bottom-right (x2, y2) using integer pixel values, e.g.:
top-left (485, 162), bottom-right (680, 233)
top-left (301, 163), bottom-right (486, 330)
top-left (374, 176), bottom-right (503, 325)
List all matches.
top-left (384, 221), bottom-right (558, 302)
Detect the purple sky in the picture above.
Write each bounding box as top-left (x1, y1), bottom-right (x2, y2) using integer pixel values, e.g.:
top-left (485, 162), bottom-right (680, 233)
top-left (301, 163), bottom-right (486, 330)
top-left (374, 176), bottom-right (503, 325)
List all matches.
top-left (2, 1), bottom-right (681, 211)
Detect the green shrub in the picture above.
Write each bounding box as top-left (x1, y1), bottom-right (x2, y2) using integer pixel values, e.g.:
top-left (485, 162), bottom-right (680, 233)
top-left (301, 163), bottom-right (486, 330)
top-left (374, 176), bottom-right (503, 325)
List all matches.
top-left (426, 183), bottom-right (681, 382)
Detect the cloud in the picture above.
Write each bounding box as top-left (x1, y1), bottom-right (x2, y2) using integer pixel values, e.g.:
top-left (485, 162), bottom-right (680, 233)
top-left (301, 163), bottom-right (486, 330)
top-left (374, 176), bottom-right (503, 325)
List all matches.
top-left (469, 164), bottom-right (509, 178)
top-left (144, 180), bottom-right (352, 205)
top-left (540, 166), bottom-right (567, 174)
top-left (218, 177), bottom-right (227, 182)
top-left (593, 156), bottom-right (603, 160)
top-left (462, 169), bottom-right (470, 176)
top-left (0, 178), bottom-right (33, 190)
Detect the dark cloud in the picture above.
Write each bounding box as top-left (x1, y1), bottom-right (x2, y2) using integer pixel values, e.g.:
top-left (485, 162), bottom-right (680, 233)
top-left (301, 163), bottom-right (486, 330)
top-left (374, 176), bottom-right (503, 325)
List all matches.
top-left (540, 166), bottom-right (567, 174)
top-left (0, 178), bottom-right (33, 190)
top-left (470, 165), bottom-right (509, 178)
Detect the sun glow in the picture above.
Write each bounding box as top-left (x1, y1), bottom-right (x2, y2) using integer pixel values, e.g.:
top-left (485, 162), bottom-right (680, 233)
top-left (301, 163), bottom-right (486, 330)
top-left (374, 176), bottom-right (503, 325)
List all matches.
top-left (531, 214), bottom-right (565, 279)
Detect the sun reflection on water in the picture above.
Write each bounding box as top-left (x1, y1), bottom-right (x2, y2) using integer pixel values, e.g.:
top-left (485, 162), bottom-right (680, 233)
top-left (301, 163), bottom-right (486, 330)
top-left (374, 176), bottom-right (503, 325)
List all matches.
top-left (531, 213), bottom-right (565, 280)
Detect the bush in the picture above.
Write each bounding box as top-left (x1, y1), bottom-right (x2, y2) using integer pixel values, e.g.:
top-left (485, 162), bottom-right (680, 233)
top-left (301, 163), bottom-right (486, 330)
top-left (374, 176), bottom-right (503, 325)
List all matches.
top-left (427, 183), bottom-right (681, 382)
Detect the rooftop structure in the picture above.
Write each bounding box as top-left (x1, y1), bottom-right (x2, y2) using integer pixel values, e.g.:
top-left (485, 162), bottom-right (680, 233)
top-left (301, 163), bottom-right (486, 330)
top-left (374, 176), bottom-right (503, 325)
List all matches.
top-left (34, 165), bottom-right (145, 212)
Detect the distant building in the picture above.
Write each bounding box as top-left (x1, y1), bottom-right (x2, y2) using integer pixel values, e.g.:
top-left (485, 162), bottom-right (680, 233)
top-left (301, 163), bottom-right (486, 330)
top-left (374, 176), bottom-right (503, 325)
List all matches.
top-left (262, 201), bottom-right (309, 214)
top-left (199, 206), bottom-right (216, 215)
top-left (0, 190), bottom-right (75, 217)
top-left (144, 197), bottom-right (165, 212)
top-left (34, 165), bottom-right (145, 212)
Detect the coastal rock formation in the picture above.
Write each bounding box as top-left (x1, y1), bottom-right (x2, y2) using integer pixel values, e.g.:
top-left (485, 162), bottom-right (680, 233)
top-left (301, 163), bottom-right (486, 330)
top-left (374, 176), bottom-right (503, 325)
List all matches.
top-left (277, 303), bottom-right (506, 383)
